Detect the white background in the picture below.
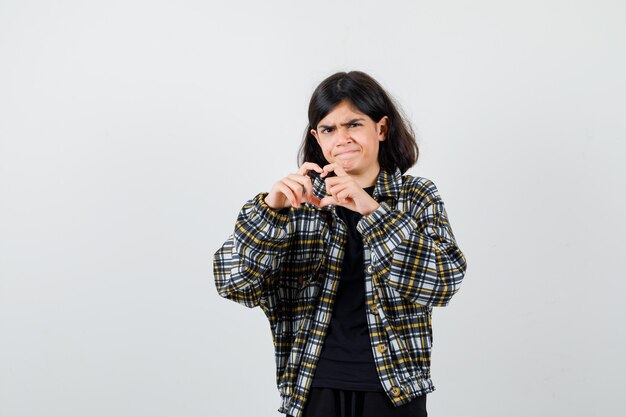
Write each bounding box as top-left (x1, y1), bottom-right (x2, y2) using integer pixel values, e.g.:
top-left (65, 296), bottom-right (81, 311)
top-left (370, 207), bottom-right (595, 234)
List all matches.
top-left (1, 1), bottom-right (625, 416)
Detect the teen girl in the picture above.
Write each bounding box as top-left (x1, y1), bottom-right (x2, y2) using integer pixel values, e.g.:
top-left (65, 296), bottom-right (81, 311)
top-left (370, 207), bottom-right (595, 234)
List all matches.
top-left (213, 71), bottom-right (468, 417)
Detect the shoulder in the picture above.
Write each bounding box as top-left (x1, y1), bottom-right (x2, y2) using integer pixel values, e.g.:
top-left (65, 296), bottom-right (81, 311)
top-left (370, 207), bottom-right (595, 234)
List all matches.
top-left (394, 173), bottom-right (448, 220)
top-left (399, 173), bottom-right (442, 203)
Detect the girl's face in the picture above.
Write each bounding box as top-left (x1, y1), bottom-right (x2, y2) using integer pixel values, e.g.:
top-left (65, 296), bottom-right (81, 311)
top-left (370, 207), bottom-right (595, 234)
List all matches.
top-left (310, 99), bottom-right (388, 184)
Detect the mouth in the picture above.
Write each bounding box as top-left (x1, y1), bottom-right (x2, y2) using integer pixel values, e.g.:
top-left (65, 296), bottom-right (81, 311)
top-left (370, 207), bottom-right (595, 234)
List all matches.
top-left (336, 150), bottom-right (358, 156)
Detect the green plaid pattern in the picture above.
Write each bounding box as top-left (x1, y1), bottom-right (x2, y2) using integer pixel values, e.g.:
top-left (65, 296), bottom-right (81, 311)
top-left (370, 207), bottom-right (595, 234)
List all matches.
top-left (213, 167), bottom-right (467, 417)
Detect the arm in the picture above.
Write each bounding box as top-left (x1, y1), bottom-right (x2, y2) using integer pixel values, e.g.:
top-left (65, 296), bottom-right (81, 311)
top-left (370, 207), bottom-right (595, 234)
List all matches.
top-left (356, 179), bottom-right (467, 307)
top-left (213, 192), bottom-right (293, 308)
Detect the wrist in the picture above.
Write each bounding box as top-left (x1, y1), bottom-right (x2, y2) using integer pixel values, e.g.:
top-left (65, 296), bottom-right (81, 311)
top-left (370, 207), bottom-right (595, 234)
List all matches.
top-left (263, 194), bottom-right (284, 211)
top-left (263, 194), bottom-right (283, 212)
top-left (362, 201), bottom-right (381, 216)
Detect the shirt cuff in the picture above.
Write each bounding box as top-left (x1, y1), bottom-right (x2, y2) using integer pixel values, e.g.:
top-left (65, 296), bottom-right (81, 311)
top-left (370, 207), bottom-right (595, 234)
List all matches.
top-left (356, 201), bottom-right (419, 243)
top-left (250, 192), bottom-right (291, 227)
top-left (356, 201), bottom-right (391, 236)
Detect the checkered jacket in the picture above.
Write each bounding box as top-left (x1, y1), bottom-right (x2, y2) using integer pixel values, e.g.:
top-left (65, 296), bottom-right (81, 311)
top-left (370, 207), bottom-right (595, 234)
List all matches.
top-left (212, 167), bottom-right (467, 417)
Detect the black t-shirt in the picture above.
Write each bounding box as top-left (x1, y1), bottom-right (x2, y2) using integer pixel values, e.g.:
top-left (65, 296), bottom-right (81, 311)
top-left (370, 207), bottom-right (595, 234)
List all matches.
top-left (311, 185), bottom-right (384, 392)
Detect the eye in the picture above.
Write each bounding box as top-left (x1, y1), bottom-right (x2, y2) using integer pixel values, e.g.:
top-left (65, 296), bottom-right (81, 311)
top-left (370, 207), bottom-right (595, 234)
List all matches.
top-left (350, 123), bottom-right (361, 128)
top-left (322, 127), bottom-right (333, 133)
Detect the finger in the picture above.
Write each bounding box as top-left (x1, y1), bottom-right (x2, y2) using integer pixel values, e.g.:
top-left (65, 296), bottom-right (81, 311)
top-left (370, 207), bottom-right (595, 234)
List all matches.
top-left (298, 162), bottom-right (324, 176)
top-left (308, 194), bottom-right (322, 207)
top-left (282, 177), bottom-right (306, 206)
top-left (320, 162), bottom-right (336, 178)
top-left (319, 196), bottom-right (338, 207)
top-left (326, 182), bottom-right (344, 204)
top-left (287, 173), bottom-right (314, 203)
top-left (325, 181), bottom-right (350, 204)
top-left (335, 188), bottom-right (353, 205)
top-left (324, 175), bottom-right (351, 198)
top-left (322, 174), bottom-right (349, 187)
top-left (321, 162), bottom-right (347, 178)
top-left (275, 182), bottom-right (297, 208)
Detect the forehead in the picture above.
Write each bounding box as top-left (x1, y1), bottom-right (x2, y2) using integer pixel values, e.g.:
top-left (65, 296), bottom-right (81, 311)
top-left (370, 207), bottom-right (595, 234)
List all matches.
top-left (317, 100), bottom-right (370, 125)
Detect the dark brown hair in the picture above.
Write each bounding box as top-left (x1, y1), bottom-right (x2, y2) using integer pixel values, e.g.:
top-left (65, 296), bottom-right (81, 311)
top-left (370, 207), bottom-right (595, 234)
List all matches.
top-left (298, 71), bottom-right (419, 174)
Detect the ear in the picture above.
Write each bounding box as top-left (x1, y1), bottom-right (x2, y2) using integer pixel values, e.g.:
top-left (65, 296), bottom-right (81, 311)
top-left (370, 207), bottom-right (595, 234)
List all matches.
top-left (310, 128), bottom-right (320, 146)
top-left (378, 116), bottom-right (389, 141)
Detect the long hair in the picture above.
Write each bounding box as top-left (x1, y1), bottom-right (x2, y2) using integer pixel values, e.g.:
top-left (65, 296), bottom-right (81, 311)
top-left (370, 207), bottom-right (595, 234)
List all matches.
top-left (298, 71), bottom-right (418, 174)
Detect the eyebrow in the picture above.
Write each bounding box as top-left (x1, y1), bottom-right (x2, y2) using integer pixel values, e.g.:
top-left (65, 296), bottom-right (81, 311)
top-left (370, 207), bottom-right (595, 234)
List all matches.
top-left (318, 118), bottom-right (365, 130)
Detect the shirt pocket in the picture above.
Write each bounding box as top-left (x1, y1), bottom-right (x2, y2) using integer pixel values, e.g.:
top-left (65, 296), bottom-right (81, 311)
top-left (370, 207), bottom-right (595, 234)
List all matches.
top-left (391, 308), bottom-right (433, 374)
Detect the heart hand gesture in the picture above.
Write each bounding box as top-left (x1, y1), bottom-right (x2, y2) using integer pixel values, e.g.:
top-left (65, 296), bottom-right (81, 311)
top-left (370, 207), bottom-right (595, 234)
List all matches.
top-left (318, 163), bottom-right (380, 216)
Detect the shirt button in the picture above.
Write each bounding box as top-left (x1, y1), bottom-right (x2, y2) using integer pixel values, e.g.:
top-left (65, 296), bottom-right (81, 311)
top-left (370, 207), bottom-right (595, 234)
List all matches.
top-left (366, 265), bottom-right (373, 274)
top-left (390, 386), bottom-right (402, 397)
top-left (377, 343), bottom-right (388, 354)
top-left (370, 303), bottom-right (378, 315)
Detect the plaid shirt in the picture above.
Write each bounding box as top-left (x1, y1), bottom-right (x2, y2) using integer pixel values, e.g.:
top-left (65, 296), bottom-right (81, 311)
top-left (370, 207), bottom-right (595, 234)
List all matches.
top-left (213, 167), bottom-right (467, 417)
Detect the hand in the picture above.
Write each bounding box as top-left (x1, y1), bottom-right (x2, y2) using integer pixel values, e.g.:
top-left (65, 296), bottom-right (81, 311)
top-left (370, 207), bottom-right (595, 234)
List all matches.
top-left (318, 163), bottom-right (381, 216)
top-left (264, 162), bottom-right (324, 210)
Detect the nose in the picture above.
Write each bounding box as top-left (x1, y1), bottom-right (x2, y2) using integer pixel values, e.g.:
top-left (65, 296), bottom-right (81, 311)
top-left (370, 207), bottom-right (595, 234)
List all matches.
top-left (336, 127), bottom-right (353, 144)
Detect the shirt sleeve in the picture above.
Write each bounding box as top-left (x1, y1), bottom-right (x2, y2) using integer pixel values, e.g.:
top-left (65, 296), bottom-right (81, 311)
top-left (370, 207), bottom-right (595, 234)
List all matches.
top-left (356, 179), bottom-right (467, 307)
top-left (213, 192), bottom-right (292, 308)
